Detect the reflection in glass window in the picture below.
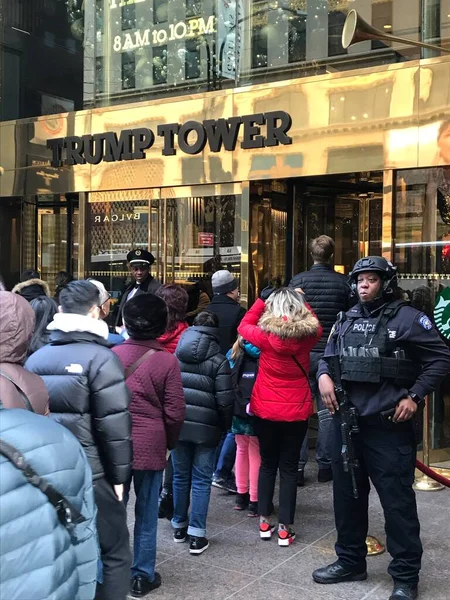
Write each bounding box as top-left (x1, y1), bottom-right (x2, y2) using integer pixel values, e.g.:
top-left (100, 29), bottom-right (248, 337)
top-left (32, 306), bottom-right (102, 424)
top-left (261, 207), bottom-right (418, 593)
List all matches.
top-left (186, 0), bottom-right (202, 18)
top-left (252, 25), bottom-right (268, 69)
top-left (288, 13), bottom-right (306, 64)
top-left (153, 0), bottom-right (168, 24)
top-left (122, 52), bottom-right (136, 89)
top-left (166, 195), bottom-right (242, 286)
top-left (96, 56), bottom-right (105, 94)
top-left (185, 39), bottom-right (201, 80)
top-left (122, 2), bottom-right (136, 31)
top-left (153, 46), bottom-right (168, 84)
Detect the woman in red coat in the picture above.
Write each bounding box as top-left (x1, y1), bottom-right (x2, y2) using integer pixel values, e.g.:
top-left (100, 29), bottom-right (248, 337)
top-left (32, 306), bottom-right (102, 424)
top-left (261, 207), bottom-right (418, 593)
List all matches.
top-left (238, 287), bottom-right (322, 546)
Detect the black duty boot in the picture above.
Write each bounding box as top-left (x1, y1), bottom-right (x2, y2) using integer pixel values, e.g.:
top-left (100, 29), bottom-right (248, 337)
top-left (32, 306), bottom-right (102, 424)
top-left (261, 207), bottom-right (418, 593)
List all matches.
top-left (312, 560), bottom-right (367, 584)
top-left (158, 488), bottom-right (173, 520)
top-left (130, 573), bottom-right (162, 597)
top-left (318, 467), bottom-right (333, 483)
top-left (389, 583), bottom-right (418, 600)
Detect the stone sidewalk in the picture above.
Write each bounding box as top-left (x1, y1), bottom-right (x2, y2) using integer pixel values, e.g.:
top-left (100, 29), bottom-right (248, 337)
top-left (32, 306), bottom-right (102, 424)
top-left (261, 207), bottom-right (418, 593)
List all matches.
top-left (127, 466), bottom-right (450, 600)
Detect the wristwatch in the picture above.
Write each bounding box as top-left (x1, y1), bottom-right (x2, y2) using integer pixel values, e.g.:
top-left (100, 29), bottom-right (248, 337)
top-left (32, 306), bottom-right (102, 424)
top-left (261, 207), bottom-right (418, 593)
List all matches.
top-left (407, 391), bottom-right (422, 404)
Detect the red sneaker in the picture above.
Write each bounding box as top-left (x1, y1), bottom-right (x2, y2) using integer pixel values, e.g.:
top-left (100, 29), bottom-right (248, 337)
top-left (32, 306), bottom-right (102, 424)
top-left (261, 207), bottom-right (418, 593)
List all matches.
top-left (259, 521), bottom-right (275, 540)
top-left (278, 528), bottom-right (296, 546)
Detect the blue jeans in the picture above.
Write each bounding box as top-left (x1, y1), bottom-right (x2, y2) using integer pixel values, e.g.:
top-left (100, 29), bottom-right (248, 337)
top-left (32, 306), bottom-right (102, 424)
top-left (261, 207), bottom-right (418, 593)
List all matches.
top-left (171, 442), bottom-right (216, 538)
top-left (214, 431), bottom-right (236, 480)
top-left (298, 353), bottom-right (333, 470)
top-left (124, 470), bottom-right (163, 582)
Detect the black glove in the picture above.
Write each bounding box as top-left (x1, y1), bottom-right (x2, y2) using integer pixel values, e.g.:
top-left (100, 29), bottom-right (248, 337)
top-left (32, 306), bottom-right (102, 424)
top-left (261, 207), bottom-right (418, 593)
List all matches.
top-left (260, 286), bottom-right (274, 301)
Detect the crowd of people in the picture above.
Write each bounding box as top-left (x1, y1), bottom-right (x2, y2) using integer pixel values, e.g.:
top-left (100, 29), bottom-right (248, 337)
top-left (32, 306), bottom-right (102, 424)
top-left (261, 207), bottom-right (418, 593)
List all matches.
top-left (0, 235), bottom-right (449, 600)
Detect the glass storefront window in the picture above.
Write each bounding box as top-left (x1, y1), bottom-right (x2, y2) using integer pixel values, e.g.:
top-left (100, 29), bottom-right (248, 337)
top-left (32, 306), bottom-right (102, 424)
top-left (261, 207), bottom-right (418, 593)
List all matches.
top-left (165, 194), bottom-right (242, 286)
top-left (394, 168), bottom-right (450, 469)
top-left (3, 1), bottom-right (450, 120)
top-left (85, 191), bottom-right (241, 324)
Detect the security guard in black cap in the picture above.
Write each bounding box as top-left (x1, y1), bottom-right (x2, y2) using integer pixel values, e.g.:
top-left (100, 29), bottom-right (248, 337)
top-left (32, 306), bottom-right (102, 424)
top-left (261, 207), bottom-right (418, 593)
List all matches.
top-left (312, 256), bottom-right (450, 600)
top-left (115, 249), bottom-right (161, 328)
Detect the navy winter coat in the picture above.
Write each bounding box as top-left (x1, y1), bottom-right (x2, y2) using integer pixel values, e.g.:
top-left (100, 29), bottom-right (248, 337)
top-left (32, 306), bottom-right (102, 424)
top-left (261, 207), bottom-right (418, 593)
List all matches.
top-left (0, 407), bottom-right (98, 600)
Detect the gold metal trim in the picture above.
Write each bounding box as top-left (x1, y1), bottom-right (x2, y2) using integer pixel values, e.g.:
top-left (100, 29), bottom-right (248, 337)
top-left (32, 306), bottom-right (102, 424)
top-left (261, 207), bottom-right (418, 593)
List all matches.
top-left (78, 192), bottom-right (86, 279)
top-left (240, 181), bottom-right (250, 309)
top-left (382, 171), bottom-right (394, 262)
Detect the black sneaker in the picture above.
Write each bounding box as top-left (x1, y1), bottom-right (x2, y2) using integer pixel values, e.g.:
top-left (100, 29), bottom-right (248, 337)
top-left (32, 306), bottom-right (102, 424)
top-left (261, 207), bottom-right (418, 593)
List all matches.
top-left (212, 476), bottom-right (237, 494)
top-left (297, 469), bottom-right (305, 487)
top-left (189, 536), bottom-right (209, 555)
top-left (130, 573), bottom-right (161, 597)
top-left (247, 501), bottom-right (259, 517)
top-left (234, 492), bottom-right (250, 511)
top-left (318, 468), bottom-right (333, 483)
top-left (173, 527), bottom-right (188, 543)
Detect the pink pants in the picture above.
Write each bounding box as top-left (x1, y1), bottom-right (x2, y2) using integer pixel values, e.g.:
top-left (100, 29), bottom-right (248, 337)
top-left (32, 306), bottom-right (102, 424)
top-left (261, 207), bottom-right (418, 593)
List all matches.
top-left (235, 434), bottom-right (261, 502)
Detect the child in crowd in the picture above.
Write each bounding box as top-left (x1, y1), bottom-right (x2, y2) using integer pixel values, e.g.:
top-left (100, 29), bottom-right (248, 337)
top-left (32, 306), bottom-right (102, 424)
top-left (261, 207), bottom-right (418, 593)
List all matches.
top-left (228, 336), bottom-right (261, 517)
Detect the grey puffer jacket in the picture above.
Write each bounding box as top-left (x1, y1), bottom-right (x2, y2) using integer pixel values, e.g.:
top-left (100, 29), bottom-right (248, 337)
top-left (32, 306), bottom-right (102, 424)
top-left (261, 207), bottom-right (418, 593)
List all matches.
top-left (0, 407), bottom-right (98, 600)
top-left (175, 326), bottom-right (234, 447)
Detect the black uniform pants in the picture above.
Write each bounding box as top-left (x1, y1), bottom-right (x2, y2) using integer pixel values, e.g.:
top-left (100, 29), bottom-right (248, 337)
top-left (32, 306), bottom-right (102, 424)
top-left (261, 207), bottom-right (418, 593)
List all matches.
top-left (332, 414), bottom-right (422, 585)
top-left (255, 418), bottom-right (308, 525)
top-left (94, 477), bottom-right (132, 600)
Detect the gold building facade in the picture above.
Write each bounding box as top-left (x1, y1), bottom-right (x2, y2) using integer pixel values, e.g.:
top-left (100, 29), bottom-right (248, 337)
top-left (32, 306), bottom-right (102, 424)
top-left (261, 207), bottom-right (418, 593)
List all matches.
top-left (1, 0), bottom-right (450, 469)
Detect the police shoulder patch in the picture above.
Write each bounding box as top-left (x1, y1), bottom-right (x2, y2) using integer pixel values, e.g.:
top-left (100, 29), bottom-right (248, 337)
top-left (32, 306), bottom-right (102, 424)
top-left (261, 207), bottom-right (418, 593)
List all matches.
top-left (418, 314), bottom-right (433, 331)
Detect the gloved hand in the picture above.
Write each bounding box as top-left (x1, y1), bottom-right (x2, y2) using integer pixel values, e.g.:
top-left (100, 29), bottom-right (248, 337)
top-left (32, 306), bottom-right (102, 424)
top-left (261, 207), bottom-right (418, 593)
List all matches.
top-left (260, 286), bottom-right (274, 301)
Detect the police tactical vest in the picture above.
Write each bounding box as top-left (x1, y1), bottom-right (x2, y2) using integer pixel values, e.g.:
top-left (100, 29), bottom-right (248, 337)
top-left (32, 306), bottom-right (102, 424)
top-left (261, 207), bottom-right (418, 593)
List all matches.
top-left (339, 300), bottom-right (417, 388)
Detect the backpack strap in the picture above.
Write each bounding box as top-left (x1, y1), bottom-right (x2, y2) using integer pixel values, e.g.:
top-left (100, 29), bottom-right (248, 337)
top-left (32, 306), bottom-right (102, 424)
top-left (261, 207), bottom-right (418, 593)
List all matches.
top-left (0, 370), bottom-right (35, 413)
top-left (125, 348), bottom-right (160, 380)
top-left (0, 438), bottom-right (85, 527)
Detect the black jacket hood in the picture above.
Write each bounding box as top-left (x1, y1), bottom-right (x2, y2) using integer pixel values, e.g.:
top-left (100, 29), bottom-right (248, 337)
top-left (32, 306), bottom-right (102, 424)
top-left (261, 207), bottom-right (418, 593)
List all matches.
top-left (176, 326), bottom-right (221, 364)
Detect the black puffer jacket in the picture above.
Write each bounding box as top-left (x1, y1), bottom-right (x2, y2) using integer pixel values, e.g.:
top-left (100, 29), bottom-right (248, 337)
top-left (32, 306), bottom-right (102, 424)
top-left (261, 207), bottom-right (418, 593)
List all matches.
top-left (25, 327), bottom-right (132, 484)
top-left (289, 264), bottom-right (351, 354)
top-left (175, 326), bottom-right (234, 447)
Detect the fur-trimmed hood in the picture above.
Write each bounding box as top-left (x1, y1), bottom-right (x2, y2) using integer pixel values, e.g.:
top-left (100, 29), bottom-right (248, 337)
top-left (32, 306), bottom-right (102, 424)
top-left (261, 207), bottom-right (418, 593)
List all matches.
top-left (258, 309), bottom-right (320, 354)
top-left (12, 278), bottom-right (50, 302)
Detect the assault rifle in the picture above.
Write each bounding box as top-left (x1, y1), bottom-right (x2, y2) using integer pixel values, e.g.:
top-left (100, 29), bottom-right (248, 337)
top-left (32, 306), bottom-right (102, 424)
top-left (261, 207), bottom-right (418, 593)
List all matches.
top-left (325, 355), bottom-right (360, 499)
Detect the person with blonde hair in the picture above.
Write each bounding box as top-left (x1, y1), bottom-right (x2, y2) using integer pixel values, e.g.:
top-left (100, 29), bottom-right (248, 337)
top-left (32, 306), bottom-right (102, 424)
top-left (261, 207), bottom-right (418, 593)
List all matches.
top-left (238, 287), bottom-right (322, 546)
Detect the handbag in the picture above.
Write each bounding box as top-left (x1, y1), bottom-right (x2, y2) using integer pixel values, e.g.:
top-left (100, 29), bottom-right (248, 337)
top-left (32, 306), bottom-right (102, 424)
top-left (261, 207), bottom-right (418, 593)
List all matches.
top-left (0, 370), bottom-right (35, 413)
top-left (291, 356), bottom-right (313, 395)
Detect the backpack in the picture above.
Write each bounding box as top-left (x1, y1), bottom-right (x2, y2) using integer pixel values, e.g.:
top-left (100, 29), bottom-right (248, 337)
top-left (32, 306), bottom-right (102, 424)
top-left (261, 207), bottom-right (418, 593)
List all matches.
top-left (231, 351), bottom-right (259, 419)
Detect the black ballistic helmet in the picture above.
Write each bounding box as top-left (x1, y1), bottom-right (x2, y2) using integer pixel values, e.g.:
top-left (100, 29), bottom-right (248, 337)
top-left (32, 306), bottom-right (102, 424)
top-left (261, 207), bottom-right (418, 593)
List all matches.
top-left (349, 256), bottom-right (398, 296)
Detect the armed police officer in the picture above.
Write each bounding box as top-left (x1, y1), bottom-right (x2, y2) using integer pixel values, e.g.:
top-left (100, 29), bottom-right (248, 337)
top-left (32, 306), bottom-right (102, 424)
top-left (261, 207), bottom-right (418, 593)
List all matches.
top-left (312, 256), bottom-right (450, 600)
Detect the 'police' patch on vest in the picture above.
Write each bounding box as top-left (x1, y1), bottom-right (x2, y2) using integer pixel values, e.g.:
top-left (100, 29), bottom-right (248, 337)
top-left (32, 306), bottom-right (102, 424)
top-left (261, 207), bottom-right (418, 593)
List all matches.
top-left (352, 321), bottom-right (377, 334)
top-left (418, 315), bottom-right (433, 331)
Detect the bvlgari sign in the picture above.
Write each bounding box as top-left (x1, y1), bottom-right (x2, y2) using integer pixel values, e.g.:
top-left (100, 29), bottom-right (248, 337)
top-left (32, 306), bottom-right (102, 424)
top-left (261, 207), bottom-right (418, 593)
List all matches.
top-left (47, 111), bottom-right (292, 167)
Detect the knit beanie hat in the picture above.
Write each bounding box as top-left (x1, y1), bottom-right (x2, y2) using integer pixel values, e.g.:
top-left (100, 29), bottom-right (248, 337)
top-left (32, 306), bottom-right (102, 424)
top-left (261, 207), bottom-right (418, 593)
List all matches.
top-left (211, 270), bottom-right (238, 295)
top-left (123, 293), bottom-right (168, 339)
